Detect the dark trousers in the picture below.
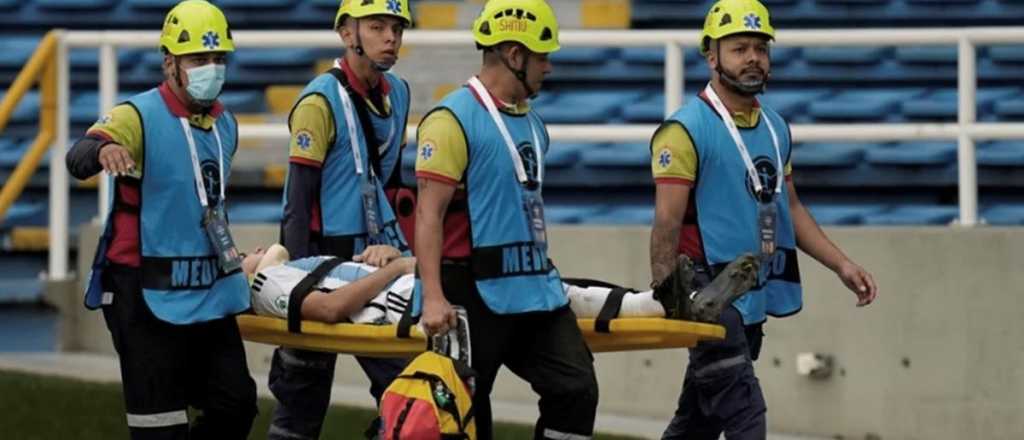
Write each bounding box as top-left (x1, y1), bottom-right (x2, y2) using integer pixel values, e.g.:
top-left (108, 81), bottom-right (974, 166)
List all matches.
top-left (267, 348), bottom-right (408, 440)
top-left (442, 264), bottom-right (599, 440)
top-left (662, 305), bottom-right (767, 440)
top-left (102, 266), bottom-right (258, 440)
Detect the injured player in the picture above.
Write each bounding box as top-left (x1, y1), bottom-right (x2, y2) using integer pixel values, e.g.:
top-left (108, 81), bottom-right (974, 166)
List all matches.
top-left (243, 244), bottom-right (760, 325)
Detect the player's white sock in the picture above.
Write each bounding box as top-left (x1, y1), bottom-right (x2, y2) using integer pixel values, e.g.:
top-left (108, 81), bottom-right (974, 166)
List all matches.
top-left (565, 284), bottom-right (666, 319)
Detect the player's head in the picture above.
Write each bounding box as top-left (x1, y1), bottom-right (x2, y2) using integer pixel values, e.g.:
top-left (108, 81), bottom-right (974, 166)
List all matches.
top-left (472, 0), bottom-right (561, 99)
top-left (242, 243), bottom-right (289, 279)
top-left (700, 0), bottom-right (775, 96)
top-left (159, 0), bottom-right (234, 108)
top-left (335, 0), bottom-right (412, 72)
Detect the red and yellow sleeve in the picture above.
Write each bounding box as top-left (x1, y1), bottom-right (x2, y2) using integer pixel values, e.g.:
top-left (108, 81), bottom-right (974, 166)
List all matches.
top-left (415, 109), bottom-right (467, 186)
top-left (86, 104), bottom-right (144, 170)
top-left (288, 94), bottom-right (335, 168)
top-left (651, 121), bottom-right (698, 186)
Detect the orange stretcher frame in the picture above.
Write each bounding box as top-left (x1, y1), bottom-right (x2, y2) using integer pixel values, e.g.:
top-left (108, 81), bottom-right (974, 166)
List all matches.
top-left (237, 315), bottom-right (725, 357)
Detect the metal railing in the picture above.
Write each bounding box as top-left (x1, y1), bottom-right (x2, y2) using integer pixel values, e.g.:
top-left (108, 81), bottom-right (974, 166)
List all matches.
top-left (36, 27), bottom-right (1024, 281)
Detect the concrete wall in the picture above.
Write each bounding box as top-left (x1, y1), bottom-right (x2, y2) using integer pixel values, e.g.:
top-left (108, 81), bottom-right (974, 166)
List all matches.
top-left (65, 224), bottom-right (1024, 439)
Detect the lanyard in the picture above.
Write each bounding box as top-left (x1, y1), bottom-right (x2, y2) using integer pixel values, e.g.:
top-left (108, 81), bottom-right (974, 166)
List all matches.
top-left (703, 83), bottom-right (783, 197)
top-left (467, 76), bottom-right (543, 186)
top-left (179, 118), bottom-right (225, 208)
top-left (333, 59), bottom-right (394, 178)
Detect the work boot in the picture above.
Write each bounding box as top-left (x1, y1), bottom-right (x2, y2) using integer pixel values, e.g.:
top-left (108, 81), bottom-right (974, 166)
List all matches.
top-left (653, 255), bottom-right (697, 320)
top-left (690, 253), bottom-right (760, 323)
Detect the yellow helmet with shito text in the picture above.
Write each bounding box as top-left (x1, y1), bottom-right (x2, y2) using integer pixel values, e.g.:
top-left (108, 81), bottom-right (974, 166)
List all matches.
top-left (160, 0), bottom-right (234, 55)
top-left (335, 0), bottom-right (413, 29)
top-left (699, 0), bottom-right (775, 56)
top-left (472, 0), bottom-right (560, 53)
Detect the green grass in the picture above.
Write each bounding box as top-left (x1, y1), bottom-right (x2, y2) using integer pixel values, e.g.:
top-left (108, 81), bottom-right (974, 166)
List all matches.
top-left (0, 370), bottom-right (642, 439)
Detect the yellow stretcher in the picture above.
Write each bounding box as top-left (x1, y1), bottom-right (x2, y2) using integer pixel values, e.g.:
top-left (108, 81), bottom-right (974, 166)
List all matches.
top-left (237, 315), bottom-right (725, 357)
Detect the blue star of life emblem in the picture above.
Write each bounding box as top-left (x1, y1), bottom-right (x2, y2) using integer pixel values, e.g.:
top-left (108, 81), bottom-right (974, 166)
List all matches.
top-left (201, 31), bottom-right (220, 50)
top-left (296, 132), bottom-right (312, 150)
top-left (420, 143), bottom-right (433, 160)
top-left (658, 149), bottom-right (672, 168)
top-left (386, 0), bottom-right (401, 14)
top-left (744, 13), bottom-right (761, 30)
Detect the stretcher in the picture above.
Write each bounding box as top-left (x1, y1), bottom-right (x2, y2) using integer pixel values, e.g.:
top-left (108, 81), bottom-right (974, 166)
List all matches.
top-left (237, 314), bottom-right (725, 357)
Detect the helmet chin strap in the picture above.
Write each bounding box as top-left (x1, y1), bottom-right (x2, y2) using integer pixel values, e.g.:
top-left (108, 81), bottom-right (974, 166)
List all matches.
top-left (352, 19), bottom-right (395, 72)
top-left (714, 43), bottom-right (768, 97)
top-left (497, 46), bottom-right (536, 100)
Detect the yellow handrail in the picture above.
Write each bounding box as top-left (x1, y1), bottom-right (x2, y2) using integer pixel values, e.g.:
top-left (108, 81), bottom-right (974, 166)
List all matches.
top-left (0, 31), bottom-right (58, 222)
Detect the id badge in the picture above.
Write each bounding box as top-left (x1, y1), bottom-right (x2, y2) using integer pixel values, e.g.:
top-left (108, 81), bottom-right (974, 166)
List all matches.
top-left (757, 200), bottom-right (778, 262)
top-left (523, 192), bottom-right (548, 247)
top-left (203, 208), bottom-right (242, 273)
top-left (361, 179), bottom-right (382, 239)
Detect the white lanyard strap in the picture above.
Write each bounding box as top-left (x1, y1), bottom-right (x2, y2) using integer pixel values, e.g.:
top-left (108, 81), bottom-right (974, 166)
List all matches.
top-left (179, 117), bottom-right (225, 208)
top-left (336, 81), bottom-right (368, 177)
top-left (703, 83), bottom-right (783, 196)
top-left (467, 77), bottom-right (543, 185)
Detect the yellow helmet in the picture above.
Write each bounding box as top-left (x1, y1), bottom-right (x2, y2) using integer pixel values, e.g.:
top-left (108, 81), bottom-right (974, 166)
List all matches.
top-left (334, 0), bottom-right (413, 29)
top-left (472, 0), bottom-right (560, 54)
top-left (160, 0), bottom-right (234, 55)
top-left (699, 0), bottom-right (775, 56)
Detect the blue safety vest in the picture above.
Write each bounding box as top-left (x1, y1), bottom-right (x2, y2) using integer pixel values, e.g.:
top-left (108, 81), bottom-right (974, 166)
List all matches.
top-left (83, 88), bottom-right (249, 324)
top-left (669, 98), bottom-right (802, 324)
top-left (285, 72), bottom-right (410, 258)
top-left (415, 86), bottom-right (566, 315)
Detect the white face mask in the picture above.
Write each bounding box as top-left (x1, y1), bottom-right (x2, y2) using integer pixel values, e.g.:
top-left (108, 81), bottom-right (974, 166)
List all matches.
top-left (185, 63), bottom-right (226, 105)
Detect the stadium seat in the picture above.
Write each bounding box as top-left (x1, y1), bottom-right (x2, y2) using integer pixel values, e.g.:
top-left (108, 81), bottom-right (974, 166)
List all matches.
top-left (621, 94), bottom-right (665, 123)
top-left (219, 90), bottom-right (266, 114)
top-left (758, 88), bottom-right (830, 121)
top-left (580, 143), bottom-right (650, 169)
top-left (792, 143), bottom-right (869, 168)
top-left (537, 91), bottom-right (644, 124)
top-left (982, 204), bottom-right (1024, 225)
top-left (546, 143), bottom-right (588, 169)
top-left (803, 47), bottom-right (888, 66)
top-left (862, 205), bottom-right (959, 225)
top-left (993, 97), bottom-right (1024, 119)
top-left (1, 91), bottom-right (40, 124)
top-left (0, 37), bottom-right (39, 70)
top-left (551, 47), bottom-right (618, 65)
top-left (545, 205), bottom-right (604, 225)
top-left (585, 205), bottom-right (654, 225)
top-left (988, 45), bottom-right (1024, 64)
top-left (2, 202), bottom-right (47, 227)
top-left (978, 141), bottom-right (1024, 167)
top-left (901, 87), bottom-right (1018, 120)
top-left (0, 0), bottom-right (21, 10)
top-left (124, 0), bottom-right (179, 10)
top-left (0, 139), bottom-right (49, 168)
top-left (232, 48), bottom-right (322, 69)
top-left (807, 204), bottom-right (887, 225)
top-left (69, 92), bottom-right (135, 125)
top-left (228, 202), bottom-right (282, 224)
top-left (865, 142), bottom-right (957, 166)
top-left (35, 0), bottom-right (117, 11)
top-left (807, 88), bottom-right (924, 121)
top-left (69, 48), bottom-right (142, 72)
top-left (217, 0), bottom-right (299, 9)
top-left (0, 255), bottom-right (46, 303)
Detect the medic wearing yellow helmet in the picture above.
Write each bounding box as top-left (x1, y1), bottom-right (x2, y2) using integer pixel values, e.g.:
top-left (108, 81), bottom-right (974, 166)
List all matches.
top-left (649, 1), bottom-right (878, 438)
top-left (267, 1), bottom-right (414, 439)
top-left (66, 1), bottom-right (257, 438)
top-left (414, 0), bottom-right (598, 438)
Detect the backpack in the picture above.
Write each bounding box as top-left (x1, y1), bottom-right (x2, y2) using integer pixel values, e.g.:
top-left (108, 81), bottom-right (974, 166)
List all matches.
top-left (379, 351), bottom-right (476, 439)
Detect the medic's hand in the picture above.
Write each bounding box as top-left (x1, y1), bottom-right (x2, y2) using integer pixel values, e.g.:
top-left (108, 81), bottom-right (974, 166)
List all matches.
top-left (390, 257), bottom-right (417, 275)
top-left (421, 291), bottom-right (457, 336)
top-left (353, 245), bottom-right (402, 267)
top-left (98, 143), bottom-right (136, 176)
top-left (837, 259), bottom-right (878, 307)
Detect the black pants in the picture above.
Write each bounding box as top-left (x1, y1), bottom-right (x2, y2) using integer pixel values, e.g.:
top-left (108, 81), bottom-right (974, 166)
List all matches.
top-left (442, 264), bottom-right (599, 440)
top-left (102, 266), bottom-right (258, 440)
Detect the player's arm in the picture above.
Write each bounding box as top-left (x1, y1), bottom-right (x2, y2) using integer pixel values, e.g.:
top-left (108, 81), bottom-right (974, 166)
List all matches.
top-left (280, 95), bottom-right (332, 259)
top-left (787, 179), bottom-right (877, 306)
top-left (301, 257), bottom-right (416, 323)
top-left (66, 104), bottom-right (143, 179)
top-left (649, 122), bottom-right (698, 284)
top-left (414, 109), bottom-right (466, 335)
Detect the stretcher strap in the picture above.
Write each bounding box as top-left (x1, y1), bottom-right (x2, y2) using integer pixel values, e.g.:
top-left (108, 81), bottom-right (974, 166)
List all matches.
top-left (288, 257), bottom-right (346, 333)
top-left (595, 287), bottom-right (631, 333)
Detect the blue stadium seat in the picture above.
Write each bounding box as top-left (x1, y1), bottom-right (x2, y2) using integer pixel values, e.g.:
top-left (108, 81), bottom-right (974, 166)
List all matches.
top-left (0, 139), bottom-right (48, 168)
top-left (551, 47), bottom-right (618, 65)
top-left (792, 143), bottom-right (869, 168)
top-left (217, 0), bottom-right (299, 9)
top-left (895, 46), bottom-right (957, 65)
top-left (978, 141), bottom-right (1024, 167)
top-left (862, 205), bottom-right (959, 225)
top-left (1, 91), bottom-right (40, 124)
top-left (69, 92), bottom-right (134, 125)
top-left (865, 142), bottom-right (956, 166)
top-left (585, 205), bottom-right (654, 225)
top-left (69, 48), bottom-right (142, 72)
top-left (580, 143), bottom-right (650, 169)
top-left (545, 205), bottom-right (604, 225)
top-left (546, 143), bottom-right (588, 169)
top-left (124, 0), bottom-right (179, 10)
top-left (803, 47), bottom-right (888, 66)
top-left (619, 47), bottom-right (668, 65)
top-left (35, 0), bottom-right (117, 10)
top-left (902, 87), bottom-right (1019, 120)
top-left (808, 88), bottom-right (923, 121)
top-left (537, 91), bottom-right (644, 124)
top-left (982, 204), bottom-right (1024, 225)
top-left (0, 37), bottom-right (39, 70)
top-left (232, 48), bottom-right (321, 69)
top-left (0, 0), bottom-right (21, 10)
top-left (988, 45), bottom-right (1024, 64)
top-left (2, 201), bottom-right (47, 227)
top-left (807, 204), bottom-right (886, 225)
top-left (621, 94), bottom-right (664, 123)
top-left (758, 88), bottom-right (830, 121)
top-left (228, 202), bottom-right (281, 224)
top-left (219, 90), bottom-right (266, 113)
top-left (0, 256), bottom-right (47, 304)
top-left (993, 97), bottom-right (1024, 119)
